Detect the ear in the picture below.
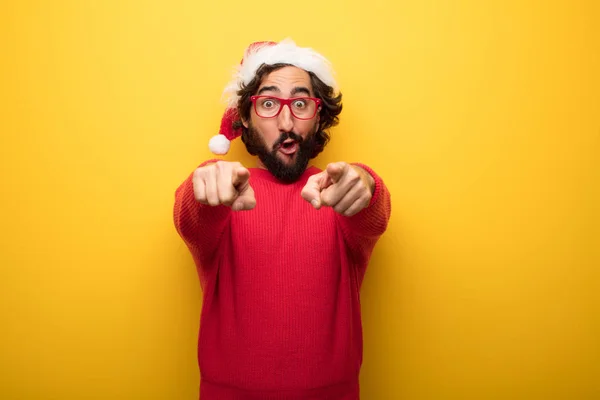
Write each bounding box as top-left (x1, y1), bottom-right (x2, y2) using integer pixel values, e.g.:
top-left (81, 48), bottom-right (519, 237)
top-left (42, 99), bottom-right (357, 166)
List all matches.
top-left (242, 117), bottom-right (249, 129)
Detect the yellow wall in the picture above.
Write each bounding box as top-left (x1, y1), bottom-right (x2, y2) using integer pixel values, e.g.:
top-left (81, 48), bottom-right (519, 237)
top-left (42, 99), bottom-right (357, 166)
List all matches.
top-left (1, 1), bottom-right (598, 399)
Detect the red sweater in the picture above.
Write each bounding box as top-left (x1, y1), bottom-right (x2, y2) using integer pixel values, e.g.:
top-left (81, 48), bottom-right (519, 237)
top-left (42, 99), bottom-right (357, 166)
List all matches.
top-left (173, 162), bottom-right (391, 399)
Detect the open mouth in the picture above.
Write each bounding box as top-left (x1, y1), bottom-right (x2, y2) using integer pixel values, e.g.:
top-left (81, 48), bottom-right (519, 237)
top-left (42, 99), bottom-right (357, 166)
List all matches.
top-left (278, 139), bottom-right (298, 156)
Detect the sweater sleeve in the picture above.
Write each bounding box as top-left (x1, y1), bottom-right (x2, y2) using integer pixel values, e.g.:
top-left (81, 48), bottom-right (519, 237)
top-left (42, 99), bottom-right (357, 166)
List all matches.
top-left (336, 163), bottom-right (392, 269)
top-left (173, 160), bottom-right (231, 269)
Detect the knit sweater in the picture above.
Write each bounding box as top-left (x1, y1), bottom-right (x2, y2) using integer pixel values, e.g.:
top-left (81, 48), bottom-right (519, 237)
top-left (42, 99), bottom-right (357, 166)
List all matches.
top-left (173, 162), bottom-right (391, 399)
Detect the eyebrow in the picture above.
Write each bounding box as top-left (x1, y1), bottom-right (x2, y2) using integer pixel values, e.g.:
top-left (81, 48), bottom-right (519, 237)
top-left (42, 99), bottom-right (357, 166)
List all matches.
top-left (291, 86), bottom-right (311, 96)
top-left (256, 86), bottom-right (312, 96)
top-left (257, 86), bottom-right (280, 95)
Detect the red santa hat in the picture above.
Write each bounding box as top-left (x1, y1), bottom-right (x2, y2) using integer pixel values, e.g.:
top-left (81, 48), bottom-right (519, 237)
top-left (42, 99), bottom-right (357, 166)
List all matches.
top-left (208, 38), bottom-right (338, 155)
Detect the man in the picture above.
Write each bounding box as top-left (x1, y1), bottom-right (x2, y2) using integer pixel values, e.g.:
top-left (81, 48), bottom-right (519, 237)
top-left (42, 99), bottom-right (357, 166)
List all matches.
top-left (173, 38), bottom-right (391, 399)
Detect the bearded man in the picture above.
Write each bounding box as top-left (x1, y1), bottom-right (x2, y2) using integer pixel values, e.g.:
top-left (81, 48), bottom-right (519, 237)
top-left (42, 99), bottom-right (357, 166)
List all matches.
top-left (174, 38), bottom-right (391, 400)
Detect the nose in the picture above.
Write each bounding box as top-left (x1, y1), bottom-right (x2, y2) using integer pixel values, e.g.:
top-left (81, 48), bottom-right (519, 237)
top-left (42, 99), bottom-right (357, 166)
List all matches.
top-left (277, 104), bottom-right (294, 133)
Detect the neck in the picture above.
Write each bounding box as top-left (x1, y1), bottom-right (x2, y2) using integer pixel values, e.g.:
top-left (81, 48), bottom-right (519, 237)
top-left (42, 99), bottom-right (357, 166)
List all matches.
top-left (256, 158), bottom-right (267, 170)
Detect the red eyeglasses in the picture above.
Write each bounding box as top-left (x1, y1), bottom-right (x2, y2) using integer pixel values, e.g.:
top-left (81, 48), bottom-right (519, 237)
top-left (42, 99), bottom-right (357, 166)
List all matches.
top-left (250, 96), bottom-right (321, 120)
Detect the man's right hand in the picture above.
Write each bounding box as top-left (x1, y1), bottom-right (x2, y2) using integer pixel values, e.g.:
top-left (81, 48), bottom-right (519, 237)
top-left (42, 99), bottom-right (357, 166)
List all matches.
top-left (192, 161), bottom-right (256, 211)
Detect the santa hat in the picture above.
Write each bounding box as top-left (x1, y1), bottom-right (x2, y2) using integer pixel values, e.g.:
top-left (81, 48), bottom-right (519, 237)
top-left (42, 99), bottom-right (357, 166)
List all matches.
top-left (208, 38), bottom-right (338, 155)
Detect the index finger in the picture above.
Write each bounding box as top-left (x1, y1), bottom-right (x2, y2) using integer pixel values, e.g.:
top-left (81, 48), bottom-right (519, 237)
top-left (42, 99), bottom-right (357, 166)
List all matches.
top-left (232, 166), bottom-right (250, 188)
top-left (326, 162), bottom-right (348, 183)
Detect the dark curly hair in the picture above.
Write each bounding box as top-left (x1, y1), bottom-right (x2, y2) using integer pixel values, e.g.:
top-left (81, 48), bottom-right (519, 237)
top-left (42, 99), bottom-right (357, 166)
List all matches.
top-left (232, 63), bottom-right (343, 158)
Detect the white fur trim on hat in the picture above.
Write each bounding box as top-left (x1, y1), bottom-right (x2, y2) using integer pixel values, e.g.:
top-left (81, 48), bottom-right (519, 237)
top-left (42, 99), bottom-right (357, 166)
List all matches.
top-left (221, 38), bottom-right (338, 108)
top-left (208, 134), bottom-right (231, 155)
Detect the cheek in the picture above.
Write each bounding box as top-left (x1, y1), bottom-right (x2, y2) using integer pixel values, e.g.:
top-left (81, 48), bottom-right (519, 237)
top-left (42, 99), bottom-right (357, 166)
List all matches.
top-left (251, 117), bottom-right (280, 144)
top-left (298, 120), bottom-right (319, 136)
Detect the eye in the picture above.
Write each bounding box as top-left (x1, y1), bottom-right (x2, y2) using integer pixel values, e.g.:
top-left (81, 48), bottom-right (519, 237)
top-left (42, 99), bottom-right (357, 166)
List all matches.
top-left (261, 99), bottom-right (276, 108)
top-left (292, 99), bottom-right (308, 109)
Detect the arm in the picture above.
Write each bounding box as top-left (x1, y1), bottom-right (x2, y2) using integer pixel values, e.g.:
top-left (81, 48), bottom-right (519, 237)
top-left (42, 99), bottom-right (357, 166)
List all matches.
top-left (301, 161), bottom-right (391, 267)
top-left (335, 163), bottom-right (391, 267)
top-left (336, 163), bottom-right (391, 239)
top-left (173, 167), bottom-right (230, 266)
top-left (173, 160), bottom-right (255, 267)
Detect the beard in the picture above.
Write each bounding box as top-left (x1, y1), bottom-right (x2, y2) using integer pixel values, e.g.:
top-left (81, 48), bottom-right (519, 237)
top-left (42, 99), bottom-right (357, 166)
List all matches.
top-left (243, 123), bottom-right (319, 183)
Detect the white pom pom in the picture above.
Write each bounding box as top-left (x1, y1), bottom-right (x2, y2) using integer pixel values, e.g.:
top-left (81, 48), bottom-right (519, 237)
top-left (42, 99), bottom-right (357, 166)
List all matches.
top-left (208, 134), bottom-right (230, 155)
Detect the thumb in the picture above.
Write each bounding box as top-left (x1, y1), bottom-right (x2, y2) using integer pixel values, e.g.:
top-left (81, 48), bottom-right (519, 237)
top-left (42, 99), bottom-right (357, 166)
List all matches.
top-left (326, 162), bottom-right (347, 183)
top-left (231, 185), bottom-right (256, 211)
top-left (301, 172), bottom-right (330, 209)
top-left (231, 166), bottom-right (255, 211)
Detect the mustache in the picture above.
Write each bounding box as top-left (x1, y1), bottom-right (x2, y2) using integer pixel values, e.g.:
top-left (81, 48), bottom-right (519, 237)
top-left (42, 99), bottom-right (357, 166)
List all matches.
top-left (273, 132), bottom-right (303, 149)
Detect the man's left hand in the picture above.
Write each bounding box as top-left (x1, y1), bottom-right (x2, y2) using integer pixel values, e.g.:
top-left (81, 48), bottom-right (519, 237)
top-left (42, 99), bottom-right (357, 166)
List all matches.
top-left (301, 162), bottom-right (375, 217)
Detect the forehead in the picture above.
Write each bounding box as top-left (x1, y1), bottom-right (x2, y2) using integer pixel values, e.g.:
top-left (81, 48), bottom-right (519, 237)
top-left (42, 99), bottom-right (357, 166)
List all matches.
top-left (258, 66), bottom-right (313, 95)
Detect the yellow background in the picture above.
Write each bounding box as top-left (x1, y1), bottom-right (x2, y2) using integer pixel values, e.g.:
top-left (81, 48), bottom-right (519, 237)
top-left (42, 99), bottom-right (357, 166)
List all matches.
top-left (1, 1), bottom-right (599, 399)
